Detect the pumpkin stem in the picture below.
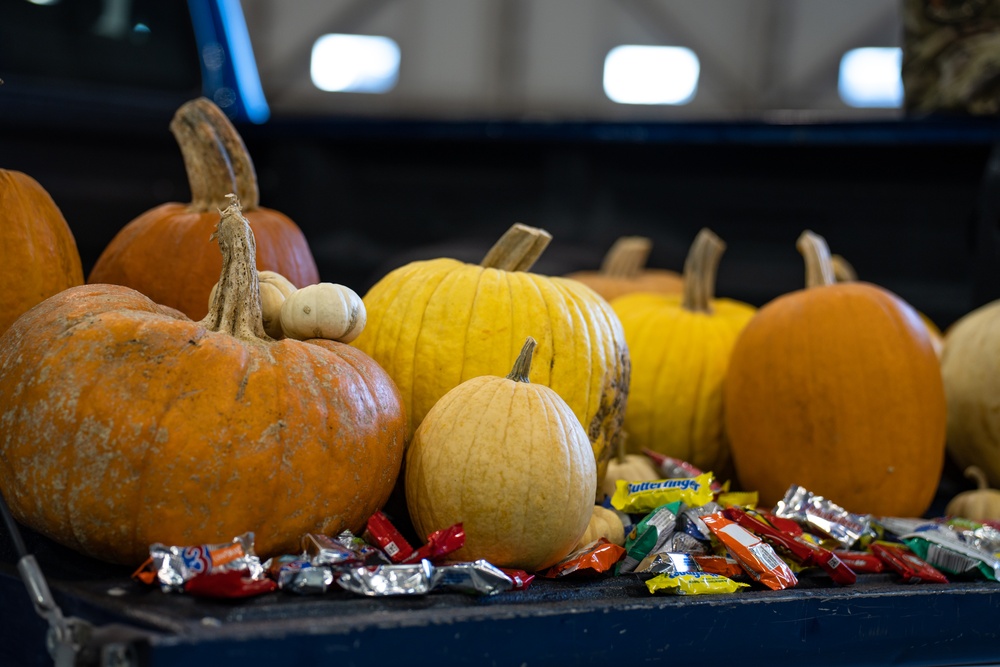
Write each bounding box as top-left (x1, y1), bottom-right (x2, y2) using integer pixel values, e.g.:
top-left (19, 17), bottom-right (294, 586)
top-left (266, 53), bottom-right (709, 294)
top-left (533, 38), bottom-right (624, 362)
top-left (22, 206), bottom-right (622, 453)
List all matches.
top-left (796, 230), bottom-right (837, 289)
top-left (481, 224), bottom-right (553, 272)
top-left (599, 237), bottom-right (652, 278)
top-left (506, 336), bottom-right (537, 382)
top-left (831, 254), bottom-right (858, 283)
top-left (200, 194), bottom-right (270, 342)
top-left (965, 466), bottom-right (990, 491)
top-left (170, 97), bottom-right (260, 212)
top-left (681, 228), bottom-right (725, 314)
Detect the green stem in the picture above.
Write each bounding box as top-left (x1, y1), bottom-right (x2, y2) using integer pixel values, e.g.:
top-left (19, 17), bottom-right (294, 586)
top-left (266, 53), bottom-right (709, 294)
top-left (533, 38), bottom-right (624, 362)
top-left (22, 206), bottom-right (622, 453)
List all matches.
top-left (506, 337), bottom-right (537, 382)
top-left (681, 228), bottom-right (725, 313)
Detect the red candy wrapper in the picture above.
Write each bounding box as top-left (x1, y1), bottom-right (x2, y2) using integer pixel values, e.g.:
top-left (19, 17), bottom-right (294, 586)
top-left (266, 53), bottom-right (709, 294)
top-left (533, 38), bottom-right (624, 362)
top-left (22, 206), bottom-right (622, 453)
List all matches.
top-left (870, 543), bottom-right (948, 584)
top-left (364, 511), bottom-right (416, 563)
top-left (833, 550), bottom-right (885, 574)
top-left (702, 512), bottom-right (798, 591)
top-left (401, 523), bottom-right (466, 564)
top-left (692, 555), bottom-right (745, 579)
top-left (724, 508), bottom-right (856, 586)
top-left (184, 570), bottom-right (277, 598)
top-left (500, 568), bottom-right (535, 591)
top-left (542, 538), bottom-right (626, 578)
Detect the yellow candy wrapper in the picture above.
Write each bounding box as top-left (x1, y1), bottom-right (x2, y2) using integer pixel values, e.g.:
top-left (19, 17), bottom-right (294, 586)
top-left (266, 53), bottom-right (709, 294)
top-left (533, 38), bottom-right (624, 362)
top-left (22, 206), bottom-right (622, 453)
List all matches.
top-left (645, 571), bottom-right (749, 596)
top-left (611, 473), bottom-right (715, 513)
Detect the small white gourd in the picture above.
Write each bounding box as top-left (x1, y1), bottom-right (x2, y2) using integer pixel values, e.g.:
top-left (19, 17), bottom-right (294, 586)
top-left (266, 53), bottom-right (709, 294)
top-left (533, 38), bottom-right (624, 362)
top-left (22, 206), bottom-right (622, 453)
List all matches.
top-left (280, 282), bottom-right (366, 343)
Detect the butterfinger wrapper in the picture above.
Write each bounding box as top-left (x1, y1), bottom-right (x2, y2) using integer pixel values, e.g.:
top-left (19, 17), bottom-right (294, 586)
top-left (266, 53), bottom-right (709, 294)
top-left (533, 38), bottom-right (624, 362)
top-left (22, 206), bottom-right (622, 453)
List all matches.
top-left (336, 559), bottom-right (435, 596)
top-left (611, 473), bottom-right (715, 513)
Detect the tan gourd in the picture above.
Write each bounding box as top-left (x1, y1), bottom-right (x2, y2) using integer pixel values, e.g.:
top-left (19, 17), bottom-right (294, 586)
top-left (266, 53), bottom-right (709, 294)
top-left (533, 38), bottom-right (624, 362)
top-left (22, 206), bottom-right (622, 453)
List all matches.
top-left (406, 337), bottom-right (596, 572)
top-left (280, 283), bottom-right (366, 343)
top-left (210, 270), bottom-right (296, 339)
top-left (944, 466), bottom-right (1000, 521)
top-left (599, 437), bottom-right (660, 502)
top-left (574, 505), bottom-right (626, 549)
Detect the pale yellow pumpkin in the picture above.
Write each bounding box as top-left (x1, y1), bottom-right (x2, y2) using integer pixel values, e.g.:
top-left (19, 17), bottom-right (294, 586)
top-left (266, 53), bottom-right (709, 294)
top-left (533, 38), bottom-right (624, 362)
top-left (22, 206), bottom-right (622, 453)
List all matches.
top-left (405, 337), bottom-right (596, 572)
top-left (353, 223), bottom-right (630, 483)
top-left (574, 505), bottom-right (626, 549)
top-left (281, 283), bottom-right (366, 343)
top-left (611, 229), bottom-right (755, 474)
top-left (941, 300), bottom-right (1000, 488)
top-left (210, 270), bottom-right (296, 339)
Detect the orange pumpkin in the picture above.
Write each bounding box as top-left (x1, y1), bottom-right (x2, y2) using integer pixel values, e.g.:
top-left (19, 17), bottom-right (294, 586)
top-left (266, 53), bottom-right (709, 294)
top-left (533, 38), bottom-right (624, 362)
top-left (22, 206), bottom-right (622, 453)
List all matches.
top-left (566, 236), bottom-right (682, 302)
top-left (88, 97), bottom-right (319, 320)
top-left (0, 169), bottom-right (84, 335)
top-left (0, 196), bottom-right (405, 565)
top-left (724, 231), bottom-right (946, 517)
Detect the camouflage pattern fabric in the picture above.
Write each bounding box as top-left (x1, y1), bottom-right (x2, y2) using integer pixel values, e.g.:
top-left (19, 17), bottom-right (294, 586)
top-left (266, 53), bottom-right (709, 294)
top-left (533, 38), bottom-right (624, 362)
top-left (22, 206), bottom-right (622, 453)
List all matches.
top-left (903, 0), bottom-right (1000, 115)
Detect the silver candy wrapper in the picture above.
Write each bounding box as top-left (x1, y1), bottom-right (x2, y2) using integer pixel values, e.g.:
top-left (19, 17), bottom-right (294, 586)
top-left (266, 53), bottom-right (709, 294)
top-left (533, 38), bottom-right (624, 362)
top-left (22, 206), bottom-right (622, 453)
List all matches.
top-left (679, 502), bottom-right (722, 541)
top-left (278, 563), bottom-right (336, 595)
top-left (302, 533), bottom-right (360, 567)
top-left (336, 559), bottom-right (436, 596)
top-left (636, 552), bottom-right (700, 576)
top-left (432, 560), bottom-right (514, 596)
top-left (774, 485), bottom-right (874, 549)
top-left (150, 532), bottom-right (265, 593)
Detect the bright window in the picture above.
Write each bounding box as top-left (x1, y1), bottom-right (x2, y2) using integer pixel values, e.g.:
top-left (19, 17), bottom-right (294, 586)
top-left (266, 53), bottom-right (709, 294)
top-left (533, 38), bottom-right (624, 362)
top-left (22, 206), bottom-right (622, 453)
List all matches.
top-left (311, 33), bottom-right (400, 94)
top-left (603, 45), bottom-right (700, 105)
top-left (838, 47), bottom-right (903, 108)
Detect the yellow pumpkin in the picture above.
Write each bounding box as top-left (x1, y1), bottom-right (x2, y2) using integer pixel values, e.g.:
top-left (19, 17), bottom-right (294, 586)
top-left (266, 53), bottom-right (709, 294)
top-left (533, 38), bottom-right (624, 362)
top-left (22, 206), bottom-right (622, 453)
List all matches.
top-left (610, 229), bottom-right (755, 474)
top-left (574, 505), bottom-right (626, 549)
top-left (944, 466), bottom-right (1000, 521)
top-left (405, 337), bottom-right (596, 572)
top-left (565, 236), bottom-right (683, 303)
top-left (353, 223), bottom-right (630, 481)
top-left (725, 231), bottom-right (946, 516)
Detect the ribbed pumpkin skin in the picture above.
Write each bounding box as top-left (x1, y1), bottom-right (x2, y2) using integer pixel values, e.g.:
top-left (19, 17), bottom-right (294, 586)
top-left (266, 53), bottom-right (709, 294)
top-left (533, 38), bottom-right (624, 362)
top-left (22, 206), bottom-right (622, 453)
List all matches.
top-left (0, 170), bottom-right (84, 334)
top-left (724, 283), bottom-right (946, 517)
top-left (406, 373), bottom-right (596, 572)
top-left (0, 284), bottom-right (406, 565)
top-left (354, 259), bottom-right (630, 473)
top-left (565, 270), bottom-right (683, 303)
top-left (88, 203), bottom-right (318, 321)
top-left (612, 293), bottom-right (755, 473)
top-left (940, 301), bottom-right (1000, 487)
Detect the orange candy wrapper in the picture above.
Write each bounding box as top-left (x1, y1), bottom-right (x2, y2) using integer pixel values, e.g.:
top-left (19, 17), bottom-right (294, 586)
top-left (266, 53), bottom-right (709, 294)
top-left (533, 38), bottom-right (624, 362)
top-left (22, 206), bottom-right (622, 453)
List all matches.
top-left (702, 512), bottom-right (798, 591)
top-left (542, 538), bottom-right (626, 578)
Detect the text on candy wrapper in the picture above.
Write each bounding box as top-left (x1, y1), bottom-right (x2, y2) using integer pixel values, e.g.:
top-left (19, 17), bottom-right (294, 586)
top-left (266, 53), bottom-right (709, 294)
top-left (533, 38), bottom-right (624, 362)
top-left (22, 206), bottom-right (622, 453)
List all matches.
top-left (627, 479), bottom-right (701, 494)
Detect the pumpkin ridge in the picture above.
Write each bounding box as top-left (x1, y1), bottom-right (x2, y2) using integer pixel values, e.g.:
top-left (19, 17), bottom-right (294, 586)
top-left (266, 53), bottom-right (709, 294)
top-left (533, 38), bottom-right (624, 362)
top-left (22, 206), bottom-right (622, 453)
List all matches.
top-left (456, 266), bottom-right (491, 384)
top-left (521, 272), bottom-right (554, 388)
top-left (364, 261), bottom-right (424, 383)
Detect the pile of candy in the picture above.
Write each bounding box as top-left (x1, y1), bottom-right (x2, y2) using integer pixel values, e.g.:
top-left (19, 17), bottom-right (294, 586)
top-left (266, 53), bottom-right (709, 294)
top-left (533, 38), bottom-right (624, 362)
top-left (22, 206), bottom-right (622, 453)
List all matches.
top-left (132, 454), bottom-right (1000, 600)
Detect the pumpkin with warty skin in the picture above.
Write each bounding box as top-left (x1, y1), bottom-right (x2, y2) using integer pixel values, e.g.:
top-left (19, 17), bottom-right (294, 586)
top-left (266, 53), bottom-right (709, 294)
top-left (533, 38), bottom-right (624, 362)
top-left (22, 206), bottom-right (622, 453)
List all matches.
top-left (406, 337), bottom-right (596, 572)
top-left (724, 231), bottom-right (946, 517)
top-left (940, 299), bottom-right (1000, 488)
top-left (0, 169), bottom-right (84, 335)
top-left (0, 196), bottom-right (406, 565)
top-left (88, 97), bottom-right (319, 320)
top-left (353, 223), bottom-right (630, 483)
top-left (566, 236), bottom-right (683, 303)
top-left (611, 229), bottom-right (755, 476)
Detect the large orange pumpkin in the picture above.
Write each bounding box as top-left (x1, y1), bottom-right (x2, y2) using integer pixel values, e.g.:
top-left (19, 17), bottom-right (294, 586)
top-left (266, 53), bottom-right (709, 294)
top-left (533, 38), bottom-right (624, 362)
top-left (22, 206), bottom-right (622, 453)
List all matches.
top-left (0, 169), bottom-right (84, 335)
top-left (0, 196), bottom-right (405, 565)
top-left (724, 231), bottom-right (946, 517)
top-left (88, 97), bottom-right (319, 320)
